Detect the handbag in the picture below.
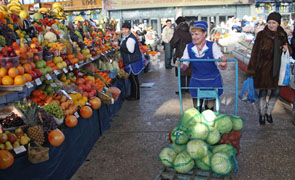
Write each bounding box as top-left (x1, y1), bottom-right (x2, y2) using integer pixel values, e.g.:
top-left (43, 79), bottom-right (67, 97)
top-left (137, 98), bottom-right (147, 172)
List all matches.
top-left (278, 49), bottom-right (291, 86)
top-left (239, 77), bottom-right (258, 103)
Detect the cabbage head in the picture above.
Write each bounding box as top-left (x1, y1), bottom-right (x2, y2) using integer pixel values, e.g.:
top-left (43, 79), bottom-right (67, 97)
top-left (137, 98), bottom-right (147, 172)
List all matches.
top-left (174, 151), bottom-right (195, 173)
top-left (170, 143), bottom-right (186, 154)
top-left (231, 116), bottom-right (243, 131)
top-left (201, 109), bottom-right (217, 126)
top-left (214, 114), bottom-right (233, 133)
top-left (206, 127), bottom-right (221, 145)
top-left (190, 122), bottom-right (209, 140)
top-left (196, 151), bottom-right (211, 171)
top-left (159, 147), bottom-right (177, 168)
top-left (171, 128), bottom-right (189, 145)
top-left (180, 108), bottom-right (202, 130)
top-left (186, 140), bottom-right (208, 159)
top-left (211, 152), bottom-right (233, 175)
top-left (212, 144), bottom-right (236, 157)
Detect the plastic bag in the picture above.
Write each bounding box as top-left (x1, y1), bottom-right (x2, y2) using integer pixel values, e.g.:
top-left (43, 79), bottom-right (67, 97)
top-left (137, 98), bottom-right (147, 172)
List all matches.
top-left (239, 77), bottom-right (258, 103)
top-left (278, 50), bottom-right (291, 86)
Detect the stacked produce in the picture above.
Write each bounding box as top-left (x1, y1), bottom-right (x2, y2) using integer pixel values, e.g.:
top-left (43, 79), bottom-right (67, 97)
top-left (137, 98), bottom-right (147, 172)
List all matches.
top-left (159, 108), bottom-right (244, 176)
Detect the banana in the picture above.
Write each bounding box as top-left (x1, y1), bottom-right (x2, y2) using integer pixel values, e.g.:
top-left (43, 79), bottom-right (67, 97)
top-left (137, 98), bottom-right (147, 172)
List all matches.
top-left (9, 6), bottom-right (22, 12)
top-left (0, 5), bottom-right (8, 11)
top-left (52, 3), bottom-right (63, 10)
top-left (7, 2), bottom-right (21, 9)
top-left (38, 8), bottom-right (49, 14)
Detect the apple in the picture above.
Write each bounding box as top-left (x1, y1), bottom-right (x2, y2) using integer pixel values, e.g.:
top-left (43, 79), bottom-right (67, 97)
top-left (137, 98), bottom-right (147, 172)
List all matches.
top-left (78, 84), bottom-right (85, 91)
top-left (40, 68), bottom-right (47, 75)
top-left (61, 54), bottom-right (67, 60)
top-left (15, 128), bottom-right (24, 138)
top-left (91, 89), bottom-right (97, 96)
top-left (0, 133), bottom-right (8, 143)
top-left (33, 68), bottom-right (42, 77)
top-left (83, 91), bottom-right (88, 97)
top-left (88, 91), bottom-right (94, 98)
top-left (7, 133), bottom-right (17, 144)
top-left (6, 62), bottom-right (13, 68)
top-left (29, 71), bottom-right (37, 80)
top-left (85, 83), bottom-right (92, 92)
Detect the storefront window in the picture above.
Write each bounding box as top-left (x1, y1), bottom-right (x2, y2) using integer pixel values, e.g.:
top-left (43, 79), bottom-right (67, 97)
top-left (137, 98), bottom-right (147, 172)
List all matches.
top-left (40, 0), bottom-right (55, 2)
top-left (23, 0), bottom-right (34, 4)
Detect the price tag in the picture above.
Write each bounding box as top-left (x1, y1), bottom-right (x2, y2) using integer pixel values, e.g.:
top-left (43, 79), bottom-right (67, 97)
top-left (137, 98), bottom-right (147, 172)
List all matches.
top-left (101, 53), bottom-right (105, 56)
top-left (63, 68), bottom-right (68, 73)
top-left (90, 57), bottom-right (95, 61)
top-left (45, 74), bottom-right (52, 80)
top-left (14, 146), bottom-right (26, 154)
top-left (54, 70), bottom-right (60, 75)
top-left (78, 72), bottom-right (83, 76)
top-left (111, 98), bottom-right (115, 104)
top-left (51, 83), bottom-right (57, 88)
top-left (35, 78), bottom-right (42, 86)
top-left (74, 112), bottom-right (80, 119)
top-left (25, 82), bottom-right (34, 89)
top-left (69, 66), bottom-right (73, 71)
top-left (75, 64), bottom-right (79, 69)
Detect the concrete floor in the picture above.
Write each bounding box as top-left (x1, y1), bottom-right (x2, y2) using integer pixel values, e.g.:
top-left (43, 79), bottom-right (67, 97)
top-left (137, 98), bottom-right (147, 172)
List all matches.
top-left (71, 52), bottom-right (295, 180)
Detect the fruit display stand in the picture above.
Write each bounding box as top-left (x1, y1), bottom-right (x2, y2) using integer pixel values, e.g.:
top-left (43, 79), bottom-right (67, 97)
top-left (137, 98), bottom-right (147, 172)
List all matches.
top-left (0, 2), bottom-right (135, 179)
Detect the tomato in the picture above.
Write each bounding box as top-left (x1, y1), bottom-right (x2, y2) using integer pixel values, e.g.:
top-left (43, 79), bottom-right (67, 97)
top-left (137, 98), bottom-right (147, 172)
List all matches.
top-left (0, 150), bottom-right (14, 170)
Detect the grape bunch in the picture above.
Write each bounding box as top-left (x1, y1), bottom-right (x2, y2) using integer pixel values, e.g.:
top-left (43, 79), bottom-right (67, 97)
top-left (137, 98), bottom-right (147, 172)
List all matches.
top-left (70, 30), bottom-right (80, 43)
top-left (39, 108), bottom-right (57, 134)
top-left (43, 102), bottom-right (63, 119)
top-left (0, 25), bottom-right (17, 46)
top-left (0, 112), bottom-right (25, 128)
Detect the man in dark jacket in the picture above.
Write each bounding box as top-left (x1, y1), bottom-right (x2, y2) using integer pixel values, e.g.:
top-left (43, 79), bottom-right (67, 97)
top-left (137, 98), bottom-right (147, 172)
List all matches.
top-left (170, 16), bottom-right (192, 94)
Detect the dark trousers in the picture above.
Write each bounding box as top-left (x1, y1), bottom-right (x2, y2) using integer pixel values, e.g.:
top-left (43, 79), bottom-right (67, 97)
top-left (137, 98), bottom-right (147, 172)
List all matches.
top-left (129, 73), bottom-right (140, 99)
top-left (164, 42), bottom-right (173, 68)
top-left (180, 75), bottom-right (191, 91)
top-left (258, 88), bottom-right (280, 116)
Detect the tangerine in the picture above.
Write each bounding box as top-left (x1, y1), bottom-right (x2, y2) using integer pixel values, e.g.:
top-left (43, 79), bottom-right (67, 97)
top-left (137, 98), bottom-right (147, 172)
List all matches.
top-left (23, 63), bottom-right (32, 73)
top-left (17, 65), bottom-right (25, 75)
top-left (8, 68), bottom-right (19, 78)
top-left (2, 76), bottom-right (13, 85)
top-left (23, 73), bottom-right (32, 82)
top-left (0, 68), bottom-right (7, 77)
top-left (14, 75), bottom-right (26, 85)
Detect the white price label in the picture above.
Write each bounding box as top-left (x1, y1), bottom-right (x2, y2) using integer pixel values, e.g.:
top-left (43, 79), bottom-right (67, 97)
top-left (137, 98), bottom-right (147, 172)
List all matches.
top-left (45, 74), bottom-right (52, 80)
top-left (69, 66), bottom-right (73, 71)
top-left (14, 146), bottom-right (26, 154)
top-left (25, 82), bottom-right (34, 89)
top-left (75, 64), bottom-right (79, 69)
top-left (35, 78), bottom-right (42, 86)
top-left (101, 53), bottom-right (105, 56)
top-left (90, 57), bottom-right (95, 61)
top-left (54, 70), bottom-right (60, 75)
top-left (51, 83), bottom-right (57, 88)
top-left (63, 68), bottom-right (68, 73)
top-left (111, 98), bottom-right (115, 104)
top-left (74, 112), bottom-right (80, 118)
top-left (78, 72), bottom-right (83, 76)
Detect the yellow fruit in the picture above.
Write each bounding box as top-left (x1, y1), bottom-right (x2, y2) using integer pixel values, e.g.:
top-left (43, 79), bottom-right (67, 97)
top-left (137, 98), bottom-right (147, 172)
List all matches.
top-left (76, 93), bottom-right (82, 100)
top-left (0, 68), bottom-right (8, 77)
top-left (19, 10), bottom-right (28, 19)
top-left (2, 76), bottom-right (13, 85)
top-left (14, 75), bottom-right (26, 85)
top-left (8, 67), bottom-right (19, 78)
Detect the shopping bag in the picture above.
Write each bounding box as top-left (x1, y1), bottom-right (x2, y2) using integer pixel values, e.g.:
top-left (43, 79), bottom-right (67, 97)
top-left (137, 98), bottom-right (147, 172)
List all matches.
top-left (278, 50), bottom-right (291, 86)
top-left (239, 77), bottom-right (258, 103)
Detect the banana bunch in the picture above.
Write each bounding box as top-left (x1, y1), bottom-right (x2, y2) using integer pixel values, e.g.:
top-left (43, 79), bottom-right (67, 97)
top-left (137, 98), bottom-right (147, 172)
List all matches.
top-left (7, 0), bottom-right (23, 15)
top-left (51, 2), bottom-right (66, 20)
top-left (0, 5), bottom-right (8, 12)
top-left (74, 16), bottom-right (84, 23)
top-left (38, 8), bottom-right (49, 14)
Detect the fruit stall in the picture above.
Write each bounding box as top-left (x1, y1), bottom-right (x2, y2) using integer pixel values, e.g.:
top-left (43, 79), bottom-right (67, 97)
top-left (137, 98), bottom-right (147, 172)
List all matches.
top-left (0, 1), bottom-right (139, 179)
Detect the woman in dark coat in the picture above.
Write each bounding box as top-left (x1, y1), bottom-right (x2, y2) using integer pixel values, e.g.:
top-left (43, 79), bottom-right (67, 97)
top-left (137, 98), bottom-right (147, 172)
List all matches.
top-left (247, 12), bottom-right (291, 125)
top-left (170, 17), bottom-right (192, 94)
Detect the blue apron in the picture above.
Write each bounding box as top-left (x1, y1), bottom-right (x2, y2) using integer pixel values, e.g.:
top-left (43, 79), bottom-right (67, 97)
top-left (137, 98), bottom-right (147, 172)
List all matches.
top-left (124, 54), bottom-right (145, 75)
top-left (187, 41), bottom-right (223, 98)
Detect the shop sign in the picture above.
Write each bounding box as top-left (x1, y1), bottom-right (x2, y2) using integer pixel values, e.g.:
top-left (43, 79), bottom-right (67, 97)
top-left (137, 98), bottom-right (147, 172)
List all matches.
top-left (104, 0), bottom-right (253, 10)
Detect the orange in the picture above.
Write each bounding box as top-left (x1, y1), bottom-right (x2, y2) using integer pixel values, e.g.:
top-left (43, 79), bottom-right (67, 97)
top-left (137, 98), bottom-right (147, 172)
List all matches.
top-left (23, 63), bottom-right (32, 73)
top-left (0, 68), bottom-right (7, 77)
top-left (17, 65), bottom-right (25, 75)
top-left (23, 73), bottom-right (32, 82)
top-left (14, 75), bottom-right (26, 85)
top-left (2, 76), bottom-right (13, 85)
top-left (8, 68), bottom-right (19, 78)
top-left (29, 62), bottom-right (36, 69)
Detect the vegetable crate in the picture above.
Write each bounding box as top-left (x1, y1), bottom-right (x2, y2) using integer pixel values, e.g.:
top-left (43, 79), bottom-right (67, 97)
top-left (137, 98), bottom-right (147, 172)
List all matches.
top-left (154, 167), bottom-right (233, 180)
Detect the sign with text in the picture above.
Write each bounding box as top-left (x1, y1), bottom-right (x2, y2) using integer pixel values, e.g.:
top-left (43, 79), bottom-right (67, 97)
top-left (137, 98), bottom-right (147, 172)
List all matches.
top-left (104, 0), bottom-right (252, 10)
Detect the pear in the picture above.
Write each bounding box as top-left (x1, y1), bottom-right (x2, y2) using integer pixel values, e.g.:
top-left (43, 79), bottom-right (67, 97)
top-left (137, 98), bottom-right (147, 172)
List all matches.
top-left (0, 144), bottom-right (5, 150)
top-left (5, 141), bottom-right (13, 151)
top-left (13, 141), bottom-right (20, 148)
top-left (20, 136), bottom-right (29, 145)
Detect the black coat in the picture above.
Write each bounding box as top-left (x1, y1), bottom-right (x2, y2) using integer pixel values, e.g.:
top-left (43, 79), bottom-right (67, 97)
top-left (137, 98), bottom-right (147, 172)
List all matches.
top-left (170, 22), bottom-right (192, 76)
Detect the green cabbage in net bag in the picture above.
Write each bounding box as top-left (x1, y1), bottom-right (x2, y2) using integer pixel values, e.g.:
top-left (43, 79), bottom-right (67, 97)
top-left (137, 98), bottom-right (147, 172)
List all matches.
top-left (214, 114), bottom-right (233, 134)
top-left (212, 144), bottom-right (236, 157)
top-left (231, 116), bottom-right (243, 131)
top-left (174, 151), bottom-right (195, 173)
top-left (180, 108), bottom-right (202, 130)
top-left (186, 140), bottom-right (208, 160)
top-left (201, 109), bottom-right (217, 126)
top-left (206, 126), bottom-right (221, 145)
top-left (159, 147), bottom-right (177, 168)
top-left (171, 128), bottom-right (189, 145)
top-left (196, 151), bottom-right (211, 171)
top-left (170, 143), bottom-right (186, 154)
top-left (190, 122), bottom-right (209, 140)
top-left (211, 152), bottom-right (233, 175)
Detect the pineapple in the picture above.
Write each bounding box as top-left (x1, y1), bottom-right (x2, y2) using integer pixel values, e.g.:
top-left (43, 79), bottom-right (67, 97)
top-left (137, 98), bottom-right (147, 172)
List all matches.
top-left (23, 102), bottom-right (45, 146)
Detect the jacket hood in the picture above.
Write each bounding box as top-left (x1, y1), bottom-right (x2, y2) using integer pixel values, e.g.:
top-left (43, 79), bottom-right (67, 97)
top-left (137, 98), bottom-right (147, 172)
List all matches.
top-left (176, 22), bottom-right (190, 32)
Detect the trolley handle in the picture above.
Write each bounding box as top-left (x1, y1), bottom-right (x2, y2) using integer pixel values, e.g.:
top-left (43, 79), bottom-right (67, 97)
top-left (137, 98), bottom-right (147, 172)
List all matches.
top-left (178, 58), bottom-right (237, 63)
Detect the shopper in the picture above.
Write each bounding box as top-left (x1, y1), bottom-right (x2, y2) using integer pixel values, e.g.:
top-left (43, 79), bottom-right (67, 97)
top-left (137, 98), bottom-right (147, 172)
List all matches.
top-left (162, 19), bottom-right (174, 69)
top-left (120, 23), bottom-right (144, 101)
top-left (247, 12), bottom-right (291, 125)
top-left (0, 0), bottom-right (7, 5)
top-left (170, 16), bottom-right (192, 94)
top-left (181, 21), bottom-right (227, 111)
top-left (290, 26), bottom-right (295, 59)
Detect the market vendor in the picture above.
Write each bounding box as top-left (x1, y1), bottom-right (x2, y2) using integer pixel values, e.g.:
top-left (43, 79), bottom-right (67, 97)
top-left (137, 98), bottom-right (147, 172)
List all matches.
top-left (0, 0), bottom-right (7, 5)
top-left (181, 21), bottom-right (227, 111)
top-left (119, 22), bottom-right (144, 101)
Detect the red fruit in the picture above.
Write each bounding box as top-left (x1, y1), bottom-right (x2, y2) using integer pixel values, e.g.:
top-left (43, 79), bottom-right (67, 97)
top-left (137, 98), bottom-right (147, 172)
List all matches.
top-left (76, 78), bottom-right (85, 85)
top-left (89, 97), bottom-right (101, 110)
top-left (83, 92), bottom-right (88, 97)
top-left (88, 91), bottom-right (94, 98)
top-left (48, 129), bottom-right (65, 147)
top-left (91, 89), bottom-right (97, 96)
top-left (85, 83), bottom-right (91, 92)
top-left (6, 62), bottom-right (13, 68)
top-left (6, 47), bottom-right (12, 52)
top-left (65, 115), bottom-right (78, 128)
top-left (78, 84), bottom-right (85, 91)
top-left (33, 68), bottom-right (42, 78)
top-left (29, 71), bottom-right (37, 80)
top-left (9, 52), bottom-right (15, 57)
top-left (0, 150), bottom-right (14, 170)
top-left (79, 106), bottom-right (93, 119)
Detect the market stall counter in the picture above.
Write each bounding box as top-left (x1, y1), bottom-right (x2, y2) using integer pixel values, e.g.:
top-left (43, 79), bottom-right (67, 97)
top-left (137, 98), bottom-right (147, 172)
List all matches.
top-left (0, 78), bottom-right (130, 180)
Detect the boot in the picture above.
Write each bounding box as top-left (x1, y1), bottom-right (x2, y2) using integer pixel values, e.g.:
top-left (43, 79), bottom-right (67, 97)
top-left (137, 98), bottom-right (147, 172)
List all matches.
top-left (259, 115), bottom-right (265, 125)
top-left (265, 114), bottom-right (273, 123)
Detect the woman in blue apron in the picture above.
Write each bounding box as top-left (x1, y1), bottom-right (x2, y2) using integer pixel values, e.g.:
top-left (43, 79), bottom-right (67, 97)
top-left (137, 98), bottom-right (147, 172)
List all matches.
top-left (181, 21), bottom-right (227, 111)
